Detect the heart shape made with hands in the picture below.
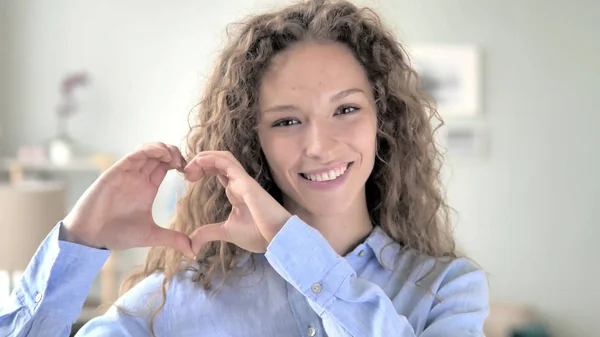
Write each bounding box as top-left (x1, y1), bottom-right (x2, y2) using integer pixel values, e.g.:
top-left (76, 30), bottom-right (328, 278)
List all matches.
top-left (182, 151), bottom-right (292, 256)
top-left (62, 144), bottom-right (291, 258)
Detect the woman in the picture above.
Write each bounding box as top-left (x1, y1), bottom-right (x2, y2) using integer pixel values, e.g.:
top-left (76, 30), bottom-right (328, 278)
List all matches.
top-left (0, 0), bottom-right (489, 336)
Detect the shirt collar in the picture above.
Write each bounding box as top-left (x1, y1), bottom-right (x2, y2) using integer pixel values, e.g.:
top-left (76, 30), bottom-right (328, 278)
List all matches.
top-left (343, 225), bottom-right (400, 269)
top-left (243, 225), bottom-right (401, 268)
top-left (363, 226), bottom-right (401, 268)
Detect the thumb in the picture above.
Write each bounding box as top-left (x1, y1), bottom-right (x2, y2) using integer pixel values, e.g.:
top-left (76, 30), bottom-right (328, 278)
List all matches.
top-left (147, 225), bottom-right (194, 259)
top-left (189, 221), bottom-right (228, 256)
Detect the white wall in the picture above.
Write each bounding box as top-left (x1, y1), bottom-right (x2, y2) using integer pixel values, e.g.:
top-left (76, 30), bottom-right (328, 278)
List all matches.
top-left (2, 0), bottom-right (290, 155)
top-left (2, 1), bottom-right (599, 336)
top-left (377, 1), bottom-right (599, 336)
top-left (0, 0), bottom-right (7, 155)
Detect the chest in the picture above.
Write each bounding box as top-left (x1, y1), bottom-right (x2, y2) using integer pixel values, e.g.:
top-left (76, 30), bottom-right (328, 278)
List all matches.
top-left (172, 281), bottom-right (328, 337)
top-left (166, 254), bottom-right (433, 336)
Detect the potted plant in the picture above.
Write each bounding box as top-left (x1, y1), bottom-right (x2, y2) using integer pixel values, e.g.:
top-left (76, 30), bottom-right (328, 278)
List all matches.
top-left (48, 72), bottom-right (89, 166)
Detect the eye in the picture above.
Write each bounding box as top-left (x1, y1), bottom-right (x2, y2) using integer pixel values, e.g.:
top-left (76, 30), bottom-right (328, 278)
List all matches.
top-left (272, 118), bottom-right (300, 127)
top-left (335, 105), bottom-right (359, 115)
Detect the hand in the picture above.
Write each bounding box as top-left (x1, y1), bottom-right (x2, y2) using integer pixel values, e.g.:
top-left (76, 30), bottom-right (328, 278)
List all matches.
top-left (185, 151), bottom-right (292, 254)
top-left (62, 143), bottom-right (194, 257)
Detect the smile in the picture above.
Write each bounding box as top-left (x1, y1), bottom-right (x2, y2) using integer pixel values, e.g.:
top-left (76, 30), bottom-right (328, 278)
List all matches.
top-left (299, 162), bottom-right (353, 182)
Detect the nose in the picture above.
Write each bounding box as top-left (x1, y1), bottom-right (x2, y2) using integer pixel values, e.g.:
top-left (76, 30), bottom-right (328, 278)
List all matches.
top-left (304, 120), bottom-right (339, 161)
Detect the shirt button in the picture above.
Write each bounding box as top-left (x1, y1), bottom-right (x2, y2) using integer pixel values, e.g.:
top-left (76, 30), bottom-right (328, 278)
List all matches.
top-left (34, 292), bottom-right (42, 303)
top-left (311, 283), bottom-right (322, 293)
top-left (358, 250), bottom-right (365, 257)
top-left (307, 326), bottom-right (317, 336)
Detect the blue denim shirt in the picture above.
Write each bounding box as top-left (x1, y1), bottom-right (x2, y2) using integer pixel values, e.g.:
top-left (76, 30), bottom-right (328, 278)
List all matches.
top-left (0, 215), bottom-right (489, 336)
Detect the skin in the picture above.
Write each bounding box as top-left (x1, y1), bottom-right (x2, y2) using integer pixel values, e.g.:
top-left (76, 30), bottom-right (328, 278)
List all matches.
top-left (62, 41), bottom-right (378, 259)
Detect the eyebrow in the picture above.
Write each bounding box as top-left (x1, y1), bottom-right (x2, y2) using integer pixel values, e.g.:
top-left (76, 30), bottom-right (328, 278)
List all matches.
top-left (261, 88), bottom-right (365, 115)
top-left (330, 88), bottom-right (365, 101)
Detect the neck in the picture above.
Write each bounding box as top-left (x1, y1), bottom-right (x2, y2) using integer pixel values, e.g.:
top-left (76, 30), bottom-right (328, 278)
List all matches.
top-left (283, 192), bottom-right (373, 256)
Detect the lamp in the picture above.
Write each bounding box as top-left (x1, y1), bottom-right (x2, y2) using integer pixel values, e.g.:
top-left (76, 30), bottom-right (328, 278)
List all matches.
top-left (0, 182), bottom-right (66, 300)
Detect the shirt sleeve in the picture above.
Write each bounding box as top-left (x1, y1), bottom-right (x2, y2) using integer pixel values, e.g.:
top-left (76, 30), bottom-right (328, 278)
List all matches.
top-left (264, 216), bottom-right (489, 337)
top-left (0, 222), bottom-right (110, 337)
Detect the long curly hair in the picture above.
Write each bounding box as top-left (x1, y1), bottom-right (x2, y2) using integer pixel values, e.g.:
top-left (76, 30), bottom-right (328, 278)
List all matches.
top-left (119, 0), bottom-right (455, 332)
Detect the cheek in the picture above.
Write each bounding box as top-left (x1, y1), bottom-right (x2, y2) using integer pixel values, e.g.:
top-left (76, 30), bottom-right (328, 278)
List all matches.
top-left (352, 115), bottom-right (378, 154)
top-left (260, 135), bottom-right (299, 181)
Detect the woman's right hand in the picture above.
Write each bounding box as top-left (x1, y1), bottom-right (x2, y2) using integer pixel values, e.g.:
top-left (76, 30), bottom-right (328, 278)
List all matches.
top-left (61, 142), bottom-right (194, 257)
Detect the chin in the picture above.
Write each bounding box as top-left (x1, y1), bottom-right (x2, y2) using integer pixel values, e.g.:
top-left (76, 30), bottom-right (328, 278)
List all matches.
top-left (295, 193), bottom-right (358, 218)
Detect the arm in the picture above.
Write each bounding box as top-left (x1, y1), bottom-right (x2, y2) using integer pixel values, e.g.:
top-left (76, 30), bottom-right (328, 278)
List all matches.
top-left (264, 216), bottom-right (489, 337)
top-left (0, 223), bottom-right (110, 337)
top-left (0, 143), bottom-right (197, 336)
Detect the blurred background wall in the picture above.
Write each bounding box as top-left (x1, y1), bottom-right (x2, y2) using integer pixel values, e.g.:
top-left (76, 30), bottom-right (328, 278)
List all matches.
top-left (0, 1), bottom-right (598, 336)
top-left (0, 0), bottom-right (7, 150)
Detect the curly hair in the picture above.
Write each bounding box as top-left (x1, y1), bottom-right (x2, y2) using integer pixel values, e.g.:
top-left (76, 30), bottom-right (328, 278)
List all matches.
top-left (119, 0), bottom-right (455, 333)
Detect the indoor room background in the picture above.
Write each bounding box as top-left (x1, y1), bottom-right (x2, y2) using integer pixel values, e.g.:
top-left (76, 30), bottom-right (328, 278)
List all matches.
top-left (0, 1), bottom-right (598, 336)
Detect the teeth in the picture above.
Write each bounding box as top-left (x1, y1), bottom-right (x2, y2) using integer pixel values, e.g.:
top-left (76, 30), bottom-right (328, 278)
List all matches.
top-left (304, 164), bottom-right (349, 182)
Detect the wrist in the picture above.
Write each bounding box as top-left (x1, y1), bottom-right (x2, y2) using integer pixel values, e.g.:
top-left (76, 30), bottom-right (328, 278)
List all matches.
top-left (58, 222), bottom-right (103, 249)
top-left (264, 211), bottom-right (292, 244)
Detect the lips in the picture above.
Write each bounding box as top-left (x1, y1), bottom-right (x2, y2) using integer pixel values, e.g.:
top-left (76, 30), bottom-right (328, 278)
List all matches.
top-left (299, 162), bottom-right (353, 182)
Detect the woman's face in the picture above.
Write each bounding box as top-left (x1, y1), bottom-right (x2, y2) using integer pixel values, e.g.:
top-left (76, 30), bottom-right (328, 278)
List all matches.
top-left (257, 41), bottom-right (378, 217)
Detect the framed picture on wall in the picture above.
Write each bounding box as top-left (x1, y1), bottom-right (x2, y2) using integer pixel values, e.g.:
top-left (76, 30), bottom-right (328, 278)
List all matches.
top-left (409, 45), bottom-right (481, 118)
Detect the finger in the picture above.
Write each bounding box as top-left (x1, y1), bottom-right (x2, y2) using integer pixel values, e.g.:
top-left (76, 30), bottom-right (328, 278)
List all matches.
top-left (186, 151), bottom-right (233, 166)
top-left (189, 221), bottom-right (228, 255)
top-left (166, 144), bottom-right (185, 171)
top-left (184, 155), bottom-right (242, 182)
top-left (121, 144), bottom-right (172, 172)
top-left (217, 173), bottom-right (229, 187)
top-left (140, 158), bottom-right (161, 175)
top-left (225, 181), bottom-right (245, 206)
top-left (142, 156), bottom-right (180, 176)
top-left (184, 151), bottom-right (244, 171)
top-left (149, 162), bottom-right (172, 187)
top-left (184, 165), bottom-right (221, 182)
top-left (147, 226), bottom-right (194, 258)
top-left (221, 151), bottom-right (244, 169)
top-left (141, 145), bottom-right (183, 175)
top-left (178, 151), bottom-right (188, 173)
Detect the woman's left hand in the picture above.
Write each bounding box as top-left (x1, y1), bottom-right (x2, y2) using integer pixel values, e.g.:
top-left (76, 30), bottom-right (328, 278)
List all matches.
top-left (184, 151), bottom-right (292, 254)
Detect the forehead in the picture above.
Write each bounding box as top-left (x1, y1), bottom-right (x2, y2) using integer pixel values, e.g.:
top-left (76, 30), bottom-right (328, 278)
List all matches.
top-left (259, 41), bottom-right (371, 102)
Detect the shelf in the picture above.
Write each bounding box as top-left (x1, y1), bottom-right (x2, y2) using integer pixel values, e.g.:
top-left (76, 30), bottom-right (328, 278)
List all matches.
top-left (0, 157), bottom-right (112, 173)
top-left (0, 154), bottom-right (120, 316)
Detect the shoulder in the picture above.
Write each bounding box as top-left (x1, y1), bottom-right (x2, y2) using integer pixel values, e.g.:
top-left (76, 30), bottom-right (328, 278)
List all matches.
top-left (81, 270), bottom-right (201, 336)
top-left (374, 240), bottom-right (487, 296)
top-left (112, 268), bottom-right (209, 324)
top-left (364, 227), bottom-right (487, 301)
top-left (428, 257), bottom-right (487, 300)
top-left (115, 267), bottom-right (206, 314)
top-left (383, 251), bottom-right (490, 333)
top-left (115, 272), bottom-right (166, 311)
top-left (373, 236), bottom-right (484, 284)
top-left (398, 251), bottom-right (489, 303)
